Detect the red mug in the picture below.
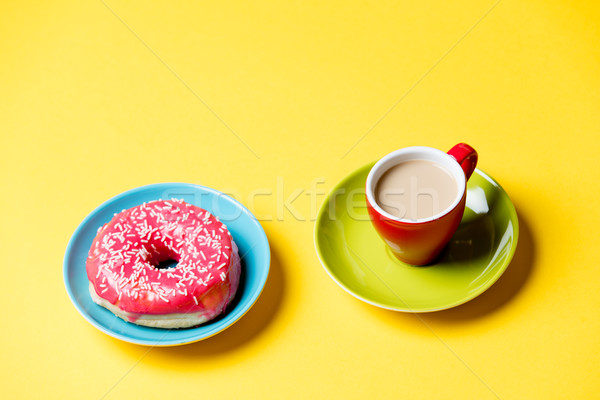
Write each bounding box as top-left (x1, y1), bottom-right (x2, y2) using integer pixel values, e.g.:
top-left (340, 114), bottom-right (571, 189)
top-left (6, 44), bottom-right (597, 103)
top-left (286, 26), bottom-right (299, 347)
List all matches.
top-left (365, 143), bottom-right (478, 265)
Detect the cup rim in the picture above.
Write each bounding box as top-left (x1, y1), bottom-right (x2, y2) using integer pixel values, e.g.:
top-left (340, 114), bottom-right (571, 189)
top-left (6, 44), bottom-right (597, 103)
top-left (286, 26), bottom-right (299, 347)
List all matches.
top-left (366, 146), bottom-right (466, 224)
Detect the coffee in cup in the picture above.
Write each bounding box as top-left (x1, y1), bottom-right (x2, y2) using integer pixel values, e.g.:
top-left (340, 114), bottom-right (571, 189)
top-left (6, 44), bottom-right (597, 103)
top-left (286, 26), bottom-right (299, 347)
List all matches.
top-left (374, 159), bottom-right (458, 221)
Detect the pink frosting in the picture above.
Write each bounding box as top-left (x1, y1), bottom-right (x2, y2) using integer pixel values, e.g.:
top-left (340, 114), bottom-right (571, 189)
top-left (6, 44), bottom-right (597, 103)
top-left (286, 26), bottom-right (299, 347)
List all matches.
top-left (86, 199), bottom-right (240, 316)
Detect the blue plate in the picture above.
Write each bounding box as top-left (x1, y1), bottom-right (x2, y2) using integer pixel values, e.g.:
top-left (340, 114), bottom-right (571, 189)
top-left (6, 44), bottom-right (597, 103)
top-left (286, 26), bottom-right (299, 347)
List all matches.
top-left (64, 183), bottom-right (270, 346)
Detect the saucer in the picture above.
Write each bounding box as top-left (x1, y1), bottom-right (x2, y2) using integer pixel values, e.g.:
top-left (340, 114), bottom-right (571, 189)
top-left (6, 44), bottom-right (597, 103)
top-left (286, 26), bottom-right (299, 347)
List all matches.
top-left (64, 183), bottom-right (270, 346)
top-left (314, 164), bottom-right (518, 312)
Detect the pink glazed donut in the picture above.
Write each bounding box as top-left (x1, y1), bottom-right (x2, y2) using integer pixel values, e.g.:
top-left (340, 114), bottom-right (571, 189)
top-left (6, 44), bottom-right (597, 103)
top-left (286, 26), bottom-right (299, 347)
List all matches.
top-left (86, 199), bottom-right (241, 329)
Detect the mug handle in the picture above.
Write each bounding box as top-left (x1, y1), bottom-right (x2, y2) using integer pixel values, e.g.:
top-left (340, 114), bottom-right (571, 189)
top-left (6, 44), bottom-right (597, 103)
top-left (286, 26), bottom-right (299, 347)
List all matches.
top-left (447, 143), bottom-right (478, 180)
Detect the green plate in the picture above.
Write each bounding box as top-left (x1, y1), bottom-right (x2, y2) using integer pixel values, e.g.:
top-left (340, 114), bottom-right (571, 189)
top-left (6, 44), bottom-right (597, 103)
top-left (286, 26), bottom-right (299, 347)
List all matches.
top-left (314, 163), bottom-right (518, 312)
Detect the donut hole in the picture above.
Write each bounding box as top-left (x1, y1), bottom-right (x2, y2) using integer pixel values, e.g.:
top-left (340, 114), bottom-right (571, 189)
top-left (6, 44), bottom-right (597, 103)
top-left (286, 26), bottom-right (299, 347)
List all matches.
top-left (155, 259), bottom-right (178, 270)
top-left (143, 245), bottom-right (180, 271)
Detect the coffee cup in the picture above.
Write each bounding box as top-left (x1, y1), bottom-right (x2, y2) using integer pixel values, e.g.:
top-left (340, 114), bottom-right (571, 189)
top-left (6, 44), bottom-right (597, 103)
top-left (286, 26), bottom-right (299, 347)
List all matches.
top-left (365, 143), bottom-right (478, 265)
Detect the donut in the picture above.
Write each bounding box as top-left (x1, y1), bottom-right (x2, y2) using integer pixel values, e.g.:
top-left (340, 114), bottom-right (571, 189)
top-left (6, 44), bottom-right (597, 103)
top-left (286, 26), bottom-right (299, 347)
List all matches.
top-left (86, 199), bottom-right (241, 329)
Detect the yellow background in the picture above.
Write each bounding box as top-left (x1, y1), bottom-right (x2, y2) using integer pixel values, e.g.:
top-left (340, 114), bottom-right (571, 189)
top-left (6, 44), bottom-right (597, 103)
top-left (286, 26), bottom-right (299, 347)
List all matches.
top-left (2, 1), bottom-right (599, 398)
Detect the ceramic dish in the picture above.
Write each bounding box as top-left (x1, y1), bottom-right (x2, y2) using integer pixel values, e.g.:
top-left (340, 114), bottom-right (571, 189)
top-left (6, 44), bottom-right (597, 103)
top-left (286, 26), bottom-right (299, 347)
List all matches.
top-left (314, 164), bottom-right (518, 312)
top-left (64, 183), bottom-right (270, 346)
